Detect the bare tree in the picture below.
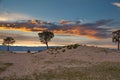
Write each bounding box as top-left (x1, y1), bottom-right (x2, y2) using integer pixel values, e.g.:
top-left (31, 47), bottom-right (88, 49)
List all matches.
top-left (112, 30), bottom-right (120, 50)
top-left (38, 30), bottom-right (54, 49)
top-left (2, 37), bottom-right (15, 51)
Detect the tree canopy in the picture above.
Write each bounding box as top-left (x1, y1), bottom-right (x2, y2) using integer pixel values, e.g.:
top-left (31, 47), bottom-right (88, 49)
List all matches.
top-left (2, 37), bottom-right (15, 51)
top-left (38, 30), bottom-right (54, 49)
top-left (112, 30), bottom-right (120, 50)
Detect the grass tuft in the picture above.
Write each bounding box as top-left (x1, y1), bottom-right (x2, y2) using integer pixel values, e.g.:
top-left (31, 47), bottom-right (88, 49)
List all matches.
top-left (0, 63), bottom-right (13, 73)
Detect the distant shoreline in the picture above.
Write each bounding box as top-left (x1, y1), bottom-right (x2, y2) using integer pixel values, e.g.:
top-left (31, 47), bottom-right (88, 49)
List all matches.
top-left (0, 45), bottom-right (57, 52)
top-left (13, 51), bottom-right (39, 53)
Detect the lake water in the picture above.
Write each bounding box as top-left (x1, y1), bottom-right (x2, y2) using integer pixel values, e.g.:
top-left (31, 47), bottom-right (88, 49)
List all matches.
top-left (13, 51), bottom-right (39, 53)
top-left (0, 46), bottom-right (57, 53)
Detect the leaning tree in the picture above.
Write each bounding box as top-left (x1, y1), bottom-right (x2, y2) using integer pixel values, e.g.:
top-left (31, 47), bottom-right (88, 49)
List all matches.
top-left (112, 30), bottom-right (120, 50)
top-left (2, 37), bottom-right (15, 51)
top-left (38, 30), bottom-right (54, 49)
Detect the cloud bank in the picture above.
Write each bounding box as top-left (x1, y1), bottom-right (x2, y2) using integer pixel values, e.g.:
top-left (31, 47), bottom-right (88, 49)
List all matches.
top-left (0, 19), bottom-right (113, 39)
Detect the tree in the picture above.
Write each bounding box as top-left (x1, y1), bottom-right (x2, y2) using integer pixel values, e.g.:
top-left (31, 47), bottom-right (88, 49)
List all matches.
top-left (38, 30), bottom-right (54, 49)
top-left (112, 30), bottom-right (120, 50)
top-left (2, 37), bottom-right (15, 51)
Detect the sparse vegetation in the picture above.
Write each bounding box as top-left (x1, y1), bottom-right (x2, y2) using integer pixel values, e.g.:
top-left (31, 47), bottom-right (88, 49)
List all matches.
top-left (47, 44), bottom-right (81, 56)
top-left (65, 44), bottom-right (80, 49)
top-left (66, 45), bottom-right (72, 49)
top-left (0, 62), bottom-right (120, 80)
top-left (0, 63), bottom-right (13, 73)
top-left (3, 63), bottom-right (13, 66)
top-left (101, 48), bottom-right (108, 54)
top-left (72, 44), bottom-right (80, 49)
top-left (47, 44), bottom-right (80, 55)
top-left (62, 49), bottom-right (66, 52)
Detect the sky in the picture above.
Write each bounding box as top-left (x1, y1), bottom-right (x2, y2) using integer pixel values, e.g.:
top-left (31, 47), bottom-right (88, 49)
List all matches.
top-left (0, 0), bottom-right (120, 48)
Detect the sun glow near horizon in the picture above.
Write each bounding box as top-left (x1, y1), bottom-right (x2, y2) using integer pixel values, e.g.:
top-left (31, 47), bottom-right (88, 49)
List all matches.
top-left (0, 18), bottom-right (8, 21)
top-left (0, 0), bottom-right (120, 49)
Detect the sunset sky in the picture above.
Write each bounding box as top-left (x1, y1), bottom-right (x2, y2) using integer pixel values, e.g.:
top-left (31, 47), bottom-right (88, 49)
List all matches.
top-left (0, 0), bottom-right (120, 48)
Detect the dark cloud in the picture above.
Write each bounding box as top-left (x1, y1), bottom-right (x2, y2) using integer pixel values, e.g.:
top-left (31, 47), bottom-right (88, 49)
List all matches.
top-left (0, 19), bottom-right (114, 39)
top-left (52, 19), bottom-right (113, 39)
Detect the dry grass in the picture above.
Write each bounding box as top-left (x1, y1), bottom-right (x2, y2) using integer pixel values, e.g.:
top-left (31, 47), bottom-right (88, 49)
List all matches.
top-left (0, 63), bottom-right (13, 74)
top-left (0, 62), bottom-right (120, 80)
top-left (0, 44), bottom-right (120, 80)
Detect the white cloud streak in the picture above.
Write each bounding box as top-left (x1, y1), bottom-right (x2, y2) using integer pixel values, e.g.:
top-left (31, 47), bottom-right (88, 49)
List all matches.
top-left (0, 12), bottom-right (33, 21)
top-left (112, 2), bottom-right (120, 7)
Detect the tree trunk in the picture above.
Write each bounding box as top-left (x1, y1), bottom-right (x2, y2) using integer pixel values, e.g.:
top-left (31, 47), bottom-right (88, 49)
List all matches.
top-left (7, 44), bottom-right (10, 51)
top-left (46, 41), bottom-right (49, 49)
top-left (118, 41), bottom-right (120, 51)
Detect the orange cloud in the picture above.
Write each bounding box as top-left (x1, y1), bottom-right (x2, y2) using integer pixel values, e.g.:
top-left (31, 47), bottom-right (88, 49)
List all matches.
top-left (0, 26), bottom-right (31, 32)
top-left (0, 26), bottom-right (47, 32)
top-left (53, 28), bottom-right (100, 39)
top-left (0, 19), bottom-right (112, 39)
top-left (0, 25), bottom-right (107, 39)
top-left (0, 26), bottom-right (100, 39)
top-left (32, 27), bottom-right (47, 31)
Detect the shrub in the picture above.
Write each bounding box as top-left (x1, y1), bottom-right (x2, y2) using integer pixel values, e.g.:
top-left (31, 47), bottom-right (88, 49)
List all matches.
top-left (62, 49), bottom-right (66, 52)
top-left (73, 44), bottom-right (79, 49)
top-left (0, 63), bottom-right (13, 73)
top-left (67, 45), bottom-right (72, 49)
